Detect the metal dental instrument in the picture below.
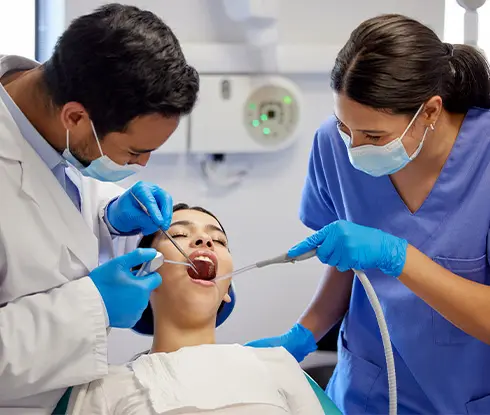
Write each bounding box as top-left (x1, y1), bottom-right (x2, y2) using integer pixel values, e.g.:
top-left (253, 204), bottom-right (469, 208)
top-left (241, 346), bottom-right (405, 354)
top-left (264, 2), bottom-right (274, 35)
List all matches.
top-left (136, 252), bottom-right (192, 277)
top-left (129, 190), bottom-right (199, 274)
top-left (213, 249), bottom-right (317, 282)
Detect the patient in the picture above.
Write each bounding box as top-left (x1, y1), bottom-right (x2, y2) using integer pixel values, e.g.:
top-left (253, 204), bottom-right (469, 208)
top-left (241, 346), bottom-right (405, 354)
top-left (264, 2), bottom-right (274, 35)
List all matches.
top-left (70, 204), bottom-right (323, 414)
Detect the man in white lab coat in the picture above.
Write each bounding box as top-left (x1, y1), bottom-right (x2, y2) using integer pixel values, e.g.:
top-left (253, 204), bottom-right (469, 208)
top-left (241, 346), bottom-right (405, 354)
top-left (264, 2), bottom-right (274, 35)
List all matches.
top-left (0, 4), bottom-right (199, 413)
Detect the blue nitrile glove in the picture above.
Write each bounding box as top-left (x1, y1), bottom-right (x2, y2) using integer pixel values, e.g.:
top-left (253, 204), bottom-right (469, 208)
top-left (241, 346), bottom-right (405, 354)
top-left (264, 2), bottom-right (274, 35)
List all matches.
top-left (246, 323), bottom-right (318, 362)
top-left (289, 220), bottom-right (408, 277)
top-left (106, 181), bottom-right (173, 235)
top-left (89, 248), bottom-right (162, 328)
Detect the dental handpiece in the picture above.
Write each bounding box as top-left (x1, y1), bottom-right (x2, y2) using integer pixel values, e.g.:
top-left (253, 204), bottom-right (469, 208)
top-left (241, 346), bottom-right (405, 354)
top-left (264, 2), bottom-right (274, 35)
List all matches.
top-left (213, 249), bottom-right (317, 282)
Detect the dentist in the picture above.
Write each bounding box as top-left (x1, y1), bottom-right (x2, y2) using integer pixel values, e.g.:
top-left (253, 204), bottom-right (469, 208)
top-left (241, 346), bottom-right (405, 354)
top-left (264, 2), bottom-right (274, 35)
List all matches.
top-left (0, 4), bottom-right (198, 412)
top-left (249, 14), bottom-right (490, 414)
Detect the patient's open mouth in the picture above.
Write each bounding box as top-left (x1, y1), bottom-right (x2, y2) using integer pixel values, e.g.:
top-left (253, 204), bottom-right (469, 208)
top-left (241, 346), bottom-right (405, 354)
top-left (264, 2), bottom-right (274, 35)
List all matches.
top-left (187, 250), bottom-right (218, 281)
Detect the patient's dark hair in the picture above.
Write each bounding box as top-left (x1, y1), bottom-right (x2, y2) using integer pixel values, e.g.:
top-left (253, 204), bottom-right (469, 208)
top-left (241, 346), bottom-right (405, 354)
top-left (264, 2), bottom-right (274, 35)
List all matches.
top-left (138, 203), bottom-right (227, 249)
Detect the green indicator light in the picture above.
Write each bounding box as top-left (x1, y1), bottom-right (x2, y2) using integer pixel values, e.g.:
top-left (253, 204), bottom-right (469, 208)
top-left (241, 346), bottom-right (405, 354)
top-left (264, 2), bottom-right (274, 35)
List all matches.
top-left (283, 96), bottom-right (292, 104)
top-left (252, 120), bottom-right (260, 127)
top-left (249, 103), bottom-right (256, 110)
top-left (260, 114), bottom-right (268, 121)
top-left (263, 127), bottom-right (271, 135)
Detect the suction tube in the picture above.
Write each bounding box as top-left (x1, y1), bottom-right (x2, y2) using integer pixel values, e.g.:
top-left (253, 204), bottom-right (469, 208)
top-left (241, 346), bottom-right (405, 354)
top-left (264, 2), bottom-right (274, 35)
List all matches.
top-left (354, 269), bottom-right (397, 415)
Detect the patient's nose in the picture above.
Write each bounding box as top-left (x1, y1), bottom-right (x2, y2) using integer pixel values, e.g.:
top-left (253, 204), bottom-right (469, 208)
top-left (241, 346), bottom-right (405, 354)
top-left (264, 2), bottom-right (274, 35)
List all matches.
top-left (191, 234), bottom-right (214, 249)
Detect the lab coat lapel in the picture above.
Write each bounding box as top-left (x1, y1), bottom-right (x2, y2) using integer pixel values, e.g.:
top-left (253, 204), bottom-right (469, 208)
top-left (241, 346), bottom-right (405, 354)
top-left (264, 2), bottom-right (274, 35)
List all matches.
top-left (22, 143), bottom-right (98, 271)
top-left (0, 104), bottom-right (98, 271)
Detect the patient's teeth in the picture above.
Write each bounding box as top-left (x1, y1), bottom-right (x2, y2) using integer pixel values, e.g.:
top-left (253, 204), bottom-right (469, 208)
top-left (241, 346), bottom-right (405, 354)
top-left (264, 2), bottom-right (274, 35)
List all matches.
top-left (195, 256), bottom-right (213, 264)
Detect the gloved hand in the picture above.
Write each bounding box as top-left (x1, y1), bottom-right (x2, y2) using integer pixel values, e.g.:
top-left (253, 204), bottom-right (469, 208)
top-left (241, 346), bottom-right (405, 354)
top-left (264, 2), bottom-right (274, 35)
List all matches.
top-left (89, 248), bottom-right (162, 328)
top-left (289, 220), bottom-right (408, 277)
top-left (106, 181), bottom-right (173, 235)
top-left (246, 323), bottom-right (318, 362)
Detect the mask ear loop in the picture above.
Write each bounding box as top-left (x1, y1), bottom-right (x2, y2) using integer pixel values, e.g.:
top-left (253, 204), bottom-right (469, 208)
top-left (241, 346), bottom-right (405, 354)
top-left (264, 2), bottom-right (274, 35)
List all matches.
top-left (400, 104), bottom-right (426, 138)
top-left (409, 122), bottom-right (433, 160)
top-left (66, 129), bottom-right (70, 151)
top-left (90, 121), bottom-right (105, 157)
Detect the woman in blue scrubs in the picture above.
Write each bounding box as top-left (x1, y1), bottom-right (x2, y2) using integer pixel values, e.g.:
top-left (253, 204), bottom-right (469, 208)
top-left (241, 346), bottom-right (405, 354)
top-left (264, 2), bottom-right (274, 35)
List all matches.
top-left (248, 14), bottom-right (490, 414)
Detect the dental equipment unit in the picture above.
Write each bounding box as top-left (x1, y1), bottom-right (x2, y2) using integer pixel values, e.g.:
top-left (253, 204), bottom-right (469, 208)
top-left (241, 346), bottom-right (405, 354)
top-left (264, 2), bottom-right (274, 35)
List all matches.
top-left (214, 249), bottom-right (397, 415)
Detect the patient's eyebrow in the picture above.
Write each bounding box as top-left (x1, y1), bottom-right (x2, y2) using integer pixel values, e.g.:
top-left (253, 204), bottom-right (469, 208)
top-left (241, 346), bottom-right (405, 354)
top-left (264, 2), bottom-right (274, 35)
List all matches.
top-left (205, 224), bottom-right (226, 236)
top-left (169, 220), bottom-right (226, 236)
top-left (169, 220), bottom-right (192, 228)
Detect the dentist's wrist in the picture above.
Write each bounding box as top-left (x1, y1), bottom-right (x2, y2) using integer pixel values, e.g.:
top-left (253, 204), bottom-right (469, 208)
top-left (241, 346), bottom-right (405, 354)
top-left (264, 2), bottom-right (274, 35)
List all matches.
top-left (380, 232), bottom-right (408, 277)
top-left (104, 198), bottom-right (122, 235)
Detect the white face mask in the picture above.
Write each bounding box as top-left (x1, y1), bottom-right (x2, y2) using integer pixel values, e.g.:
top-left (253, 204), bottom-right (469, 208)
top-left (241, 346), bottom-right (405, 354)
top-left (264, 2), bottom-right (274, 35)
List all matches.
top-left (338, 104), bottom-right (431, 177)
top-left (62, 121), bottom-right (143, 182)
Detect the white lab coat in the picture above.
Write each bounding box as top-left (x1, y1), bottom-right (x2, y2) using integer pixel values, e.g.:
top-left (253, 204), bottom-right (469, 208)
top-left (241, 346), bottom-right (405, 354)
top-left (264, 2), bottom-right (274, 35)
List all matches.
top-left (0, 83), bottom-right (137, 413)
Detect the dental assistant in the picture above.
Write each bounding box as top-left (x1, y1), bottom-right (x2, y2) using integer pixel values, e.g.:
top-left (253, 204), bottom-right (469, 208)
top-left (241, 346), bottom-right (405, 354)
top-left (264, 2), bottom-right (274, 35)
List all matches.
top-left (248, 14), bottom-right (490, 414)
top-left (0, 4), bottom-right (199, 412)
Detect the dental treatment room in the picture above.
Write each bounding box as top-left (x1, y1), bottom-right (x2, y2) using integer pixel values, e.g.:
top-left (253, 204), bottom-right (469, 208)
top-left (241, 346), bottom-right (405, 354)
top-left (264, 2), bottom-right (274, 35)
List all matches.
top-left (3, 0), bottom-right (490, 413)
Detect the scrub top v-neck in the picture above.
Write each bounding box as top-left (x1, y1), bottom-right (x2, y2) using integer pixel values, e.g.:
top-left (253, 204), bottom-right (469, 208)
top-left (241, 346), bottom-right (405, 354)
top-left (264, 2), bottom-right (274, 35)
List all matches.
top-left (300, 107), bottom-right (490, 414)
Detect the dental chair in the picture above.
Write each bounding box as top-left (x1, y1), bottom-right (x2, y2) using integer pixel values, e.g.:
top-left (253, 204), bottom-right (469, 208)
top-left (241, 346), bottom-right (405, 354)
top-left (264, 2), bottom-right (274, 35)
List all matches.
top-left (304, 372), bottom-right (341, 414)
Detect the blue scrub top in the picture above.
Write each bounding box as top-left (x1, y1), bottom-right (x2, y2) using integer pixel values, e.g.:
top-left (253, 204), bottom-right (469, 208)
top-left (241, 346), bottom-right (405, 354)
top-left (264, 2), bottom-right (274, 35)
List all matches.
top-left (301, 108), bottom-right (490, 414)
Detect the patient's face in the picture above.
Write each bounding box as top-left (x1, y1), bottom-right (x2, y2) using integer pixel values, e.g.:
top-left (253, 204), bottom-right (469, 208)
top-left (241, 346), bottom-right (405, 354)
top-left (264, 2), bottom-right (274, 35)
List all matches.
top-left (151, 209), bottom-right (233, 325)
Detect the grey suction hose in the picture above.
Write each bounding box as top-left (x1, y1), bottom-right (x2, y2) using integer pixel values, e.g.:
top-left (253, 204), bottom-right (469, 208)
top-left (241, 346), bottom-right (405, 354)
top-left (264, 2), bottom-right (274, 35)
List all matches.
top-left (258, 252), bottom-right (397, 414)
top-left (354, 269), bottom-right (397, 415)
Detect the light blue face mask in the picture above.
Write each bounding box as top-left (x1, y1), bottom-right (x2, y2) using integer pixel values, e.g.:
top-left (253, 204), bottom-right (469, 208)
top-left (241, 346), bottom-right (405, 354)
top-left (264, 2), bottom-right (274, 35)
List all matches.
top-left (338, 104), bottom-right (433, 177)
top-left (62, 121), bottom-right (143, 182)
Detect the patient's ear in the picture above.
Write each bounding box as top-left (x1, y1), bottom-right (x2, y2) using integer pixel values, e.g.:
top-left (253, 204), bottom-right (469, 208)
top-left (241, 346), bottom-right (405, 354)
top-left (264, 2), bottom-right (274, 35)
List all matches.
top-left (223, 293), bottom-right (231, 303)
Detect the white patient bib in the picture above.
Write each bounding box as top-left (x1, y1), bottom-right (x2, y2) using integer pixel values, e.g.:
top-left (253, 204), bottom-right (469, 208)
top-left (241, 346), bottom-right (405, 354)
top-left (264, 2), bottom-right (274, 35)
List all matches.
top-left (130, 344), bottom-right (289, 414)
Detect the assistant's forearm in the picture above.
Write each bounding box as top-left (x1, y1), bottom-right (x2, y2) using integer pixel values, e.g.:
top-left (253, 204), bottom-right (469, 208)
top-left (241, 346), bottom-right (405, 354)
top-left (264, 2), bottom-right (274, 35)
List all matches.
top-left (299, 266), bottom-right (353, 341)
top-left (399, 245), bottom-right (490, 344)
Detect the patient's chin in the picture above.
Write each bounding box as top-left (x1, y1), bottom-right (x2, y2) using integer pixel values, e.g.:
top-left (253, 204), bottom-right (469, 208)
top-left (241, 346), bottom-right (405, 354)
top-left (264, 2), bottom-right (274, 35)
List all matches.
top-left (178, 290), bottom-right (222, 321)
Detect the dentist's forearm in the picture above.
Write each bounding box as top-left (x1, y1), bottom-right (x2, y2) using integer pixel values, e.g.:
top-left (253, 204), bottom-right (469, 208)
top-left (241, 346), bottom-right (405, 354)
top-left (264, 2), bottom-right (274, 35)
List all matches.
top-left (399, 245), bottom-right (490, 345)
top-left (299, 266), bottom-right (353, 341)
